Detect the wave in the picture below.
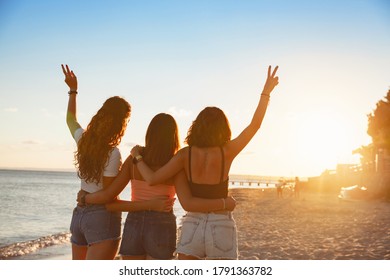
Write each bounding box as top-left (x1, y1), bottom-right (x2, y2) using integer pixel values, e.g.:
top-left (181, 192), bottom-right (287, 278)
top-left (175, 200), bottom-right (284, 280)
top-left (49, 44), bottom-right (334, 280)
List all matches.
top-left (0, 232), bottom-right (70, 260)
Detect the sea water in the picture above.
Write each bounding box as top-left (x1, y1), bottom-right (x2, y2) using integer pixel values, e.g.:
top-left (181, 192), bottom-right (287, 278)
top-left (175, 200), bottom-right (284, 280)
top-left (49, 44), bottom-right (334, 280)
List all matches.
top-left (0, 169), bottom-right (187, 259)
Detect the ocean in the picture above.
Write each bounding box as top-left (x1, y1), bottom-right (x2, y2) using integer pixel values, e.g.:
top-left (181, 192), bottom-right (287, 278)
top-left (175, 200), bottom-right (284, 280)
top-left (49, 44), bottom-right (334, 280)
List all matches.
top-left (0, 169), bottom-right (188, 260)
top-left (0, 169), bottom-right (275, 260)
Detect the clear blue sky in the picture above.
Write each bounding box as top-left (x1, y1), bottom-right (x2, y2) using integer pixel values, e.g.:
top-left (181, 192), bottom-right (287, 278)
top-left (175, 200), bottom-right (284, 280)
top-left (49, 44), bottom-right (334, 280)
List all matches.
top-left (0, 0), bottom-right (389, 177)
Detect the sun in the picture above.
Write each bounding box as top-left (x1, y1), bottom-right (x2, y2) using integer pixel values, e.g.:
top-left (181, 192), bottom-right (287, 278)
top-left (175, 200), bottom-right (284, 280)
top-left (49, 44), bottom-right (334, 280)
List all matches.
top-left (291, 110), bottom-right (360, 175)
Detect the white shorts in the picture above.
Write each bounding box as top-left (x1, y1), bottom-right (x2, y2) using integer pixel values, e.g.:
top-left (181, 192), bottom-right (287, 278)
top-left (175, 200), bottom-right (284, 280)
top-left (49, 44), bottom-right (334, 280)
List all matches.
top-left (176, 212), bottom-right (238, 259)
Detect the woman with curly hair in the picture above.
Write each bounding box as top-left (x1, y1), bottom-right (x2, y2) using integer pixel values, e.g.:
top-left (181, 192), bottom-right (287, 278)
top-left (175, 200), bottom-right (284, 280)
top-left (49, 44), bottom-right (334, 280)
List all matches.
top-left (131, 65), bottom-right (279, 259)
top-left (62, 65), bottom-right (170, 260)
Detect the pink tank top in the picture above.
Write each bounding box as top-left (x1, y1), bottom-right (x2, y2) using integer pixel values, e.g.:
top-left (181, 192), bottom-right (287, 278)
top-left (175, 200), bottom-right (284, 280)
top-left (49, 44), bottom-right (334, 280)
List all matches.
top-left (131, 179), bottom-right (175, 201)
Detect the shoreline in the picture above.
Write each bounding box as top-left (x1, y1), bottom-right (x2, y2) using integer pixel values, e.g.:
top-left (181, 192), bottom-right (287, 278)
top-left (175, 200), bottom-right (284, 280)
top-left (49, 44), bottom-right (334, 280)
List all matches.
top-left (9, 243), bottom-right (72, 260)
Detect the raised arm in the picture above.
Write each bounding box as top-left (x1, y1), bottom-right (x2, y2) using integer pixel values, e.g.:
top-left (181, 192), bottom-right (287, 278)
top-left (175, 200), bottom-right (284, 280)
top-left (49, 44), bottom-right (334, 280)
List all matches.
top-left (226, 65), bottom-right (279, 159)
top-left (174, 171), bottom-right (236, 212)
top-left (62, 64), bottom-right (81, 137)
top-left (131, 146), bottom-right (186, 185)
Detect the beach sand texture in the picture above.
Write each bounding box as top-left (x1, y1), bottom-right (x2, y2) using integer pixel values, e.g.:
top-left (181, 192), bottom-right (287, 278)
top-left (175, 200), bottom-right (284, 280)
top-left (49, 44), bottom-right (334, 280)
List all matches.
top-left (21, 188), bottom-right (390, 260)
top-left (231, 188), bottom-right (390, 260)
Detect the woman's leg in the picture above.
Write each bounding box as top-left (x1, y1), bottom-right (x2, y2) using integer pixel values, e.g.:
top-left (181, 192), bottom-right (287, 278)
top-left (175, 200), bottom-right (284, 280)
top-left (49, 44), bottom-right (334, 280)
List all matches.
top-left (81, 206), bottom-right (122, 260)
top-left (72, 244), bottom-right (87, 260)
top-left (86, 239), bottom-right (120, 260)
top-left (122, 254), bottom-right (166, 260)
top-left (178, 253), bottom-right (200, 260)
top-left (122, 255), bottom-right (147, 260)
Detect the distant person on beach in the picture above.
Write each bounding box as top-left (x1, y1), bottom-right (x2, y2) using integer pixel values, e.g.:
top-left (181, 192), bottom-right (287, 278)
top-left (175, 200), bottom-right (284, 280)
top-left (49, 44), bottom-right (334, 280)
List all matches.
top-left (131, 65), bottom-right (279, 259)
top-left (78, 113), bottom-right (236, 260)
top-left (276, 179), bottom-right (284, 198)
top-left (62, 65), bottom-right (169, 260)
top-left (294, 176), bottom-right (300, 198)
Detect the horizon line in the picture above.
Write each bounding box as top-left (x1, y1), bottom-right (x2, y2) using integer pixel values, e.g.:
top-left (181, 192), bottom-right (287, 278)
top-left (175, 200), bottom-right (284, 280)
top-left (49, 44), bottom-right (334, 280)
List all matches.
top-left (0, 166), bottom-right (313, 179)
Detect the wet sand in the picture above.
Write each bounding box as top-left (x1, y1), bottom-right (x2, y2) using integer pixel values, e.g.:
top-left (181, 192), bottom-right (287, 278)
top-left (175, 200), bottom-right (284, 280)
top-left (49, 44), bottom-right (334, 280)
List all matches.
top-left (231, 188), bottom-right (390, 260)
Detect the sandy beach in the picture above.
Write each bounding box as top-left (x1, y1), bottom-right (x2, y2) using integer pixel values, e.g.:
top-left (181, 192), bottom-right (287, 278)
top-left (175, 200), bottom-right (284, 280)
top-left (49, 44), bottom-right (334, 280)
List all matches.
top-left (232, 188), bottom-right (390, 260)
top-left (21, 187), bottom-right (390, 260)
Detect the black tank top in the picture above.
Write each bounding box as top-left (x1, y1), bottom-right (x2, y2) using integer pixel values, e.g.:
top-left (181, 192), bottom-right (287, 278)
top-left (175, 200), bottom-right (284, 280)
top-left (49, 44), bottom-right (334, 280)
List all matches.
top-left (188, 146), bottom-right (229, 199)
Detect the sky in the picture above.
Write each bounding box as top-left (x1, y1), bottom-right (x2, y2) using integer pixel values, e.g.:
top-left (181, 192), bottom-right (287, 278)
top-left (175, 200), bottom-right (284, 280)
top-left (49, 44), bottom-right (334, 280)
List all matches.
top-left (0, 0), bottom-right (389, 178)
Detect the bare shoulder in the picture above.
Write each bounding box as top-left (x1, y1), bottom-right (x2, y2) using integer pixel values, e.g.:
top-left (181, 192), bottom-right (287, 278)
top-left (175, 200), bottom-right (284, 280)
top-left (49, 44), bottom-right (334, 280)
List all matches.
top-left (177, 146), bottom-right (189, 159)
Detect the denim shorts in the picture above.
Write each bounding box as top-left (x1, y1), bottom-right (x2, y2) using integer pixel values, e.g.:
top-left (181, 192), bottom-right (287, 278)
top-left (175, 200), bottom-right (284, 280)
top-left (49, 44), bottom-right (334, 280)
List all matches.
top-left (176, 212), bottom-right (238, 259)
top-left (119, 211), bottom-right (177, 259)
top-left (70, 205), bottom-right (122, 246)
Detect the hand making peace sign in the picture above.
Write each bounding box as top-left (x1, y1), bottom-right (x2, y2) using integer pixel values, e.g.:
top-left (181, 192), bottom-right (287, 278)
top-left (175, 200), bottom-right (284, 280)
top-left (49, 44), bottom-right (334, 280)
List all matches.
top-left (262, 65), bottom-right (279, 95)
top-left (61, 64), bottom-right (78, 92)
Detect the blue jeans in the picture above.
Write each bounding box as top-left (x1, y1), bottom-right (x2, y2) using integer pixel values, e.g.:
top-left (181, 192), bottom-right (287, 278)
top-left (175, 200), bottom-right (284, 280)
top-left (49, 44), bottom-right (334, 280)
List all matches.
top-left (119, 211), bottom-right (177, 259)
top-left (70, 205), bottom-right (122, 246)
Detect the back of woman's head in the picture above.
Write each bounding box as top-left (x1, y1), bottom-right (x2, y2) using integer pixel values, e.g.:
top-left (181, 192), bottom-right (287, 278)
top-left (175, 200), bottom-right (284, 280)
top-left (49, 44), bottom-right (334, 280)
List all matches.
top-left (76, 96), bottom-right (131, 183)
top-left (143, 113), bottom-right (180, 167)
top-left (185, 106), bottom-right (231, 147)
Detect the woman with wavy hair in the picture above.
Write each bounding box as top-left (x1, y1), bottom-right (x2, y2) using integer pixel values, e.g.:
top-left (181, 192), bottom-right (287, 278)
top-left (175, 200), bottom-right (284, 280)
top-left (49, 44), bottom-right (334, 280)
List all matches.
top-left (131, 65), bottom-right (279, 259)
top-left (62, 65), bottom-right (169, 260)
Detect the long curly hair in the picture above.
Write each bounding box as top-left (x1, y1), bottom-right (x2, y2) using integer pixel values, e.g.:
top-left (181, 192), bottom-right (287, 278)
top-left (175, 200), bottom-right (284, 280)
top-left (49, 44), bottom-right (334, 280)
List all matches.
top-left (185, 106), bottom-right (231, 147)
top-left (142, 113), bottom-right (180, 167)
top-left (75, 96), bottom-right (131, 183)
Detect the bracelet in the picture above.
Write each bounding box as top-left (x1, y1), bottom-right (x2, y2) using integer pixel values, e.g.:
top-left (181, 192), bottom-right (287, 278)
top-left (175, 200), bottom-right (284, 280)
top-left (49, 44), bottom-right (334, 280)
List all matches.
top-left (221, 198), bottom-right (226, 210)
top-left (132, 154), bottom-right (143, 164)
top-left (68, 90), bottom-right (78, 95)
top-left (261, 93), bottom-right (270, 98)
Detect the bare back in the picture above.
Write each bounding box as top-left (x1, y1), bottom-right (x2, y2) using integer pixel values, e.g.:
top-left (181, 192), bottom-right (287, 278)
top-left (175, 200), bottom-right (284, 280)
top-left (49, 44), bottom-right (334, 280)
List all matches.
top-left (183, 146), bottom-right (232, 185)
